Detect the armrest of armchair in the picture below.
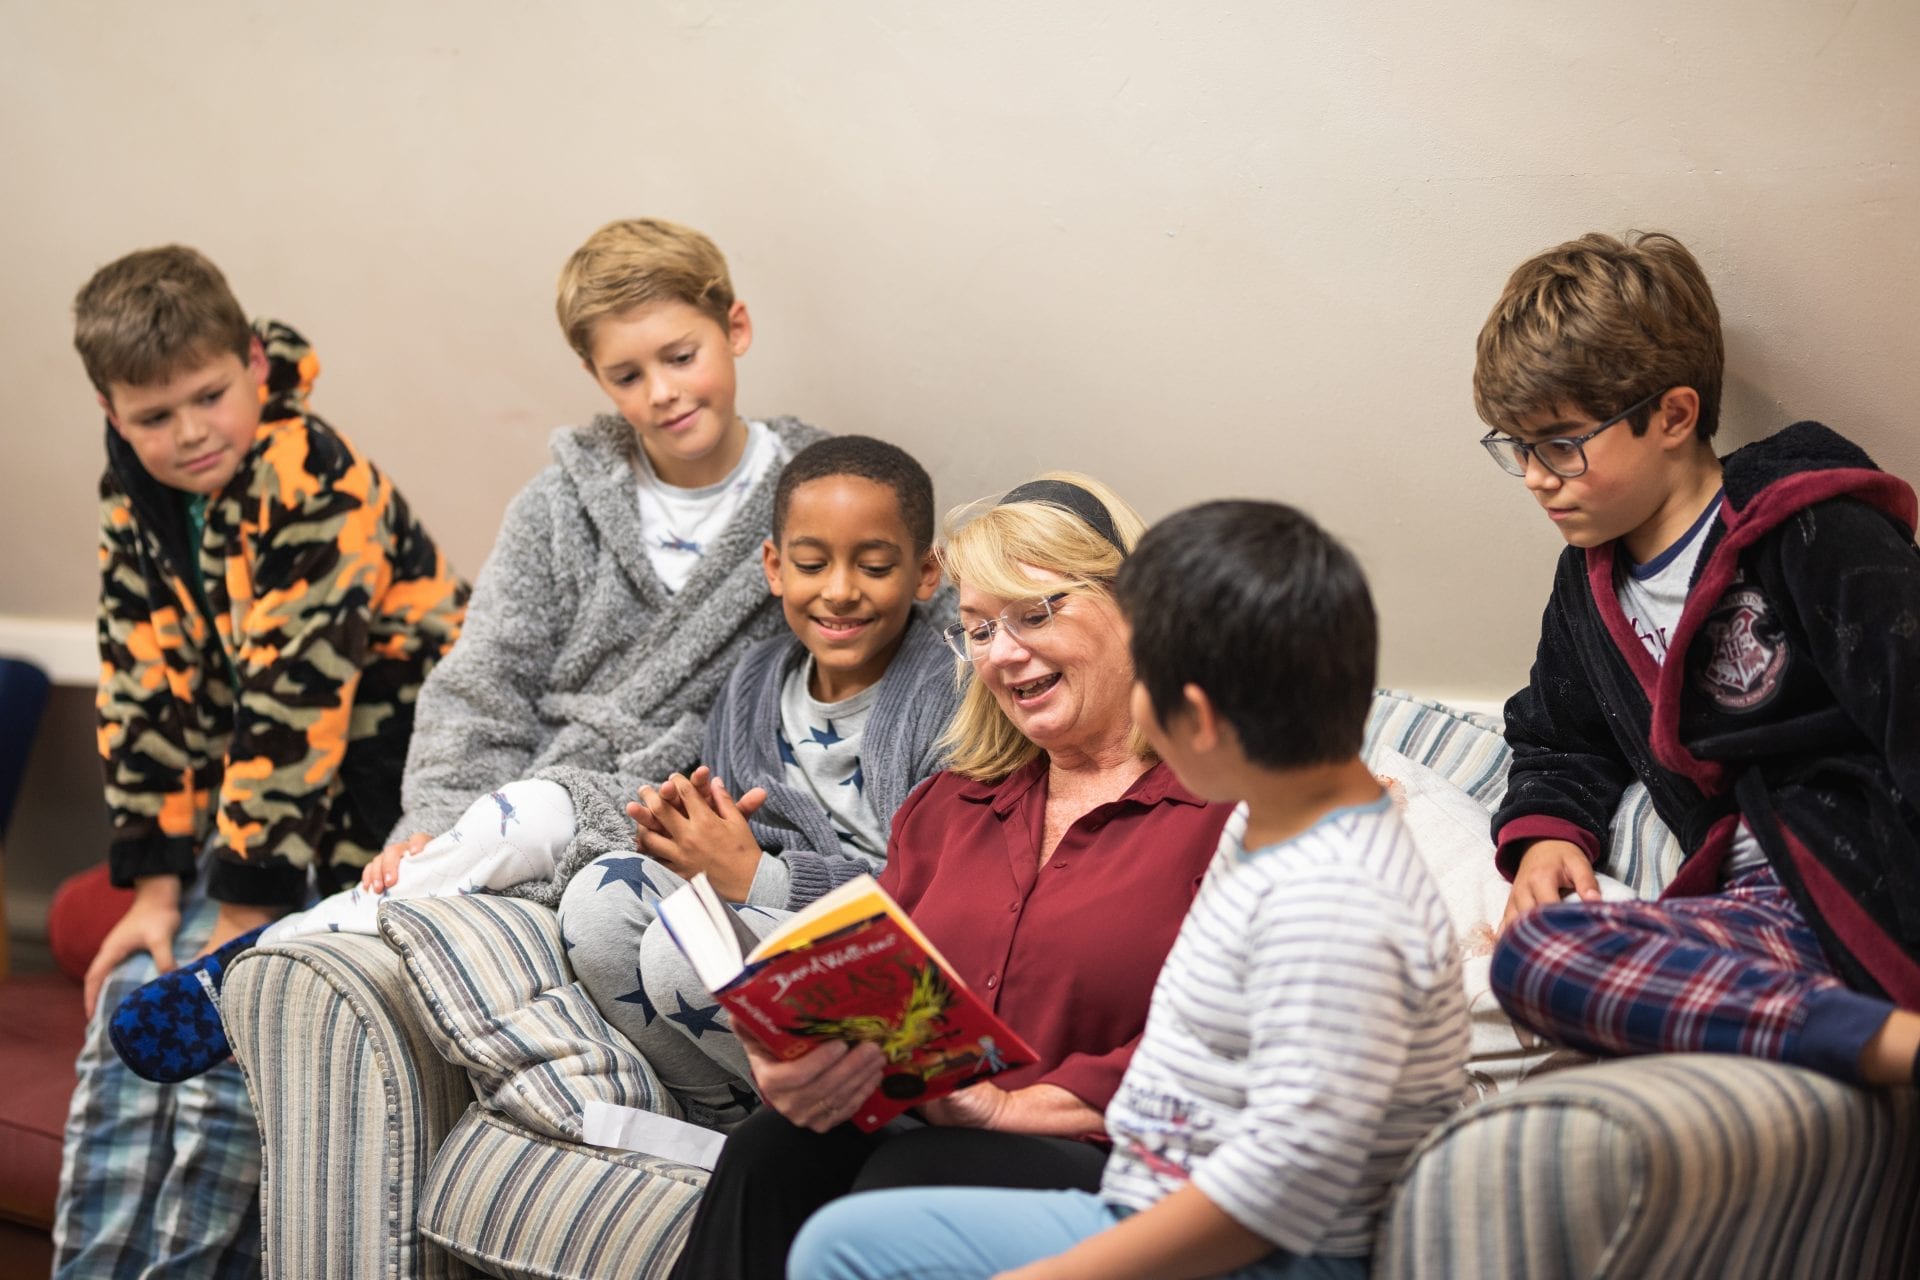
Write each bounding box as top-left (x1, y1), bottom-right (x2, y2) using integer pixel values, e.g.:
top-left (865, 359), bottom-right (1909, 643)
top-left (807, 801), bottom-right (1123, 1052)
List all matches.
top-left (1376, 1054), bottom-right (1919, 1278)
top-left (225, 932), bottom-right (479, 1279)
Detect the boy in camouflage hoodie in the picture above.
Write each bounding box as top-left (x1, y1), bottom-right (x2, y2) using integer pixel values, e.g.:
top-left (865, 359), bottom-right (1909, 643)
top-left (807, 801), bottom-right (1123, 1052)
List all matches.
top-left (56, 244), bottom-right (466, 1278)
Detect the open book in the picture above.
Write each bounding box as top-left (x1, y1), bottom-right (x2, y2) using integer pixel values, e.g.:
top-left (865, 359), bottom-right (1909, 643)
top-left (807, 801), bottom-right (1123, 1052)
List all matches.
top-left (657, 873), bottom-right (1038, 1131)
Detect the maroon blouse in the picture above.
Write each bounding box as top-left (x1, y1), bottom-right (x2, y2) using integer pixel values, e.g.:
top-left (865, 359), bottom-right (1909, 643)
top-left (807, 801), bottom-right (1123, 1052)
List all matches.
top-left (876, 757), bottom-right (1229, 1112)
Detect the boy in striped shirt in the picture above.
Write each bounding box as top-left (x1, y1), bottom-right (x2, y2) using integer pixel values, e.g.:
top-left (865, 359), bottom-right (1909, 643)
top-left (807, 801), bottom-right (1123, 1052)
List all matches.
top-left (789, 501), bottom-right (1470, 1280)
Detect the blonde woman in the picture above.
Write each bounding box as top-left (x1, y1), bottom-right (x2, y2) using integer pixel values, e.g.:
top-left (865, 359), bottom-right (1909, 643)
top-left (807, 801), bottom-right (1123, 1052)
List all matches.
top-left (664, 474), bottom-right (1231, 1280)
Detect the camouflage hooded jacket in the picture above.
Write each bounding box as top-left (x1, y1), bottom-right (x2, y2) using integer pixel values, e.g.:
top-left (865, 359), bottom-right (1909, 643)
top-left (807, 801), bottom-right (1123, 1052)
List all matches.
top-left (97, 320), bottom-right (468, 906)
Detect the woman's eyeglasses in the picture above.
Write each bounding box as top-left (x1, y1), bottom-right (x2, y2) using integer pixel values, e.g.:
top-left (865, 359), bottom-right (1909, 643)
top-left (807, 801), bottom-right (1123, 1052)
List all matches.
top-left (942, 593), bottom-right (1070, 660)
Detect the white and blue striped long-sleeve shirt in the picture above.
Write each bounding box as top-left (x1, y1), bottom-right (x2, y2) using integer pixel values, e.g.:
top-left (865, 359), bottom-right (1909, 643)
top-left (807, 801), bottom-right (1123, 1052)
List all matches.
top-left (1099, 794), bottom-right (1469, 1258)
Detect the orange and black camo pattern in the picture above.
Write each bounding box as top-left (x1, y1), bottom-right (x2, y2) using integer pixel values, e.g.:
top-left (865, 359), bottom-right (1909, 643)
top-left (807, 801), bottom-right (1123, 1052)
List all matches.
top-left (96, 320), bottom-right (469, 900)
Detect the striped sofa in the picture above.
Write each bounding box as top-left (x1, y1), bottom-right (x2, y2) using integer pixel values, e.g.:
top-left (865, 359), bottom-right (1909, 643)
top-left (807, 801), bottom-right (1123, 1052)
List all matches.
top-left (224, 691), bottom-right (1920, 1278)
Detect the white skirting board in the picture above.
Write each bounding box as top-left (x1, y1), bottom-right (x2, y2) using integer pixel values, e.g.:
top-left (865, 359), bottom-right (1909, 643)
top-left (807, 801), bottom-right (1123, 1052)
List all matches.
top-left (6, 886), bottom-right (53, 944)
top-left (0, 615), bottom-right (96, 687)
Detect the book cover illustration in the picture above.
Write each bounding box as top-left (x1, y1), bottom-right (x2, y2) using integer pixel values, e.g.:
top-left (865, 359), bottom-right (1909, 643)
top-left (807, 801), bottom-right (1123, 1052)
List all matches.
top-left (658, 874), bottom-right (1038, 1131)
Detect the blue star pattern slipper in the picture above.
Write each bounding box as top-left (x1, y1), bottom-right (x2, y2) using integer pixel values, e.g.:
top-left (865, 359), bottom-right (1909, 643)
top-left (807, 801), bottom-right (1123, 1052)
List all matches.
top-left (108, 923), bottom-right (270, 1083)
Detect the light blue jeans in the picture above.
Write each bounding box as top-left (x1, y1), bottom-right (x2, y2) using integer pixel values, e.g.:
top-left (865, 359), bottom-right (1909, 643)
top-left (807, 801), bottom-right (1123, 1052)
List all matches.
top-left (787, 1185), bottom-right (1370, 1280)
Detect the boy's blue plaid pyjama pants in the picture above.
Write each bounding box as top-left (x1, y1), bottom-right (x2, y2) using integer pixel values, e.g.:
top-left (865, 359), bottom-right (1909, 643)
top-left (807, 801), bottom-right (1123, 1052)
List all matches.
top-left (1491, 864), bottom-right (1896, 1084)
top-left (53, 876), bottom-right (262, 1279)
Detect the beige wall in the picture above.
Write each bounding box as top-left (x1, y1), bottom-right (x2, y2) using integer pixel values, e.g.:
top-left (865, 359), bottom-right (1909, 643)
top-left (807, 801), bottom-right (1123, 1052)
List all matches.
top-left (3, 1), bottom-right (1916, 701)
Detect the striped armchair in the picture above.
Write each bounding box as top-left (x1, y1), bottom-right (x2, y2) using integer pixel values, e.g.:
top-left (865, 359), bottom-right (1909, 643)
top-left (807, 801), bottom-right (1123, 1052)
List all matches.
top-left (1359, 694), bottom-right (1920, 1278)
top-left (224, 691), bottom-right (1920, 1278)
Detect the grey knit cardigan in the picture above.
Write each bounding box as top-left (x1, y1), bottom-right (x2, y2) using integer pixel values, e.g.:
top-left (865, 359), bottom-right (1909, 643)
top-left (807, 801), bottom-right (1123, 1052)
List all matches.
top-left (703, 609), bottom-right (961, 909)
top-left (392, 413), bottom-right (827, 904)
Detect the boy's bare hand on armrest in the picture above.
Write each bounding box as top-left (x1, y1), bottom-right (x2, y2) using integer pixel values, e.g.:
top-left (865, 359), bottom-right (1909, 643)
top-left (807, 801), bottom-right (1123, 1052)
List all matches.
top-left (83, 874), bottom-right (183, 1016)
top-left (361, 830), bottom-right (432, 892)
top-left (742, 1032), bottom-right (884, 1133)
top-left (1500, 838), bottom-right (1602, 932)
top-left (629, 772), bottom-right (769, 901)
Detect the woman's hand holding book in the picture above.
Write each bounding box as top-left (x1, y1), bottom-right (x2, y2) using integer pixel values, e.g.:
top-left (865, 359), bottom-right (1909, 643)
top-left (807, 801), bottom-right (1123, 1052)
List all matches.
top-left (741, 1033), bottom-right (885, 1133)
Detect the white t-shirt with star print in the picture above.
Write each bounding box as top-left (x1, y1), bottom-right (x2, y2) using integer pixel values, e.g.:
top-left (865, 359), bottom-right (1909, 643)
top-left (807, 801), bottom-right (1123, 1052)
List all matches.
top-left (633, 420), bottom-right (775, 592)
top-left (776, 658), bottom-right (888, 866)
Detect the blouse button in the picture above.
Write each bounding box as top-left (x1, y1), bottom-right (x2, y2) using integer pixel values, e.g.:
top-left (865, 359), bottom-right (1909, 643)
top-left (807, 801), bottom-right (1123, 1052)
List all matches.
top-left (985, 973), bottom-right (998, 989)
top-left (1008, 901), bottom-right (1019, 913)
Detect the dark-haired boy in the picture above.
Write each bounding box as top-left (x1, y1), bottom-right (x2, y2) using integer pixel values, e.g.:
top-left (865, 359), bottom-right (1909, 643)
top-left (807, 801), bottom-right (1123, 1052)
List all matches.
top-left (560, 435), bottom-right (959, 1125)
top-left (60, 245), bottom-right (466, 1278)
top-left (1473, 231), bottom-right (1920, 1087)
top-left (789, 501), bottom-right (1468, 1280)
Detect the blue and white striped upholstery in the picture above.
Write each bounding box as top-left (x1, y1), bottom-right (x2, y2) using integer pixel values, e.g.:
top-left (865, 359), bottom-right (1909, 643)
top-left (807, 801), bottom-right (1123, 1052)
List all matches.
top-left (379, 895), bottom-right (679, 1144)
top-left (1365, 691), bottom-right (1919, 1279)
top-left (419, 1106), bottom-right (702, 1279)
top-left (228, 691), bottom-right (1915, 1279)
top-left (1363, 691), bottom-right (1511, 808)
top-left (225, 932), bottom-right (477, 1279)
top-left (1379, 1057), bottom-right (1920, 1278)
top-left (1364, 689), bottom-right (1683, 896)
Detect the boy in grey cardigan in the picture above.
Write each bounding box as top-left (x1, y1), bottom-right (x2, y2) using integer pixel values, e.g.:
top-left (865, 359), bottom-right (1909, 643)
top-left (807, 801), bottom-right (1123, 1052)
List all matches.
top-left (560, 436), bottom-right (960, 1127)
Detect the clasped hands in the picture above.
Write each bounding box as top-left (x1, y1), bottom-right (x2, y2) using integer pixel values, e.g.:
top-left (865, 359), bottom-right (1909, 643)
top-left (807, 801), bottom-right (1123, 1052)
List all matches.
top-left (626, 764), bottom-right (771, 903)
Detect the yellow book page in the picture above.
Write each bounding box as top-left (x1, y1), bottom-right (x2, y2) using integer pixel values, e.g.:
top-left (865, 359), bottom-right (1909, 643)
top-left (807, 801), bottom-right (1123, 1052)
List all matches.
top-left (746, 874), bottom-right (957, 974)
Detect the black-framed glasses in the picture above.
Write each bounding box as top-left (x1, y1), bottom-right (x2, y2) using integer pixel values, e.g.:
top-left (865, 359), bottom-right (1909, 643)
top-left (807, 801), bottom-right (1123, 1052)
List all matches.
top-left (942, 592), bottom-right (1070, 660)
top-left (1480, 390), bottom-right (1666, 479)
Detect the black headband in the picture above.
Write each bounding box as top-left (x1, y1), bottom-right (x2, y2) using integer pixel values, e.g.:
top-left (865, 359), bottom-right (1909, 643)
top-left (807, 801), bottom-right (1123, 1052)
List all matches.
top-left (996, 479), bottom-right (1126, 554)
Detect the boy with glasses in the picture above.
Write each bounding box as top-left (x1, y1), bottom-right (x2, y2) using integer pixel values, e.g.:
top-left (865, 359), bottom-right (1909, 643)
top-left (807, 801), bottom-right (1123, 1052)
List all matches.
top-left (1475, 230), bottom-right (1920, 1087)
